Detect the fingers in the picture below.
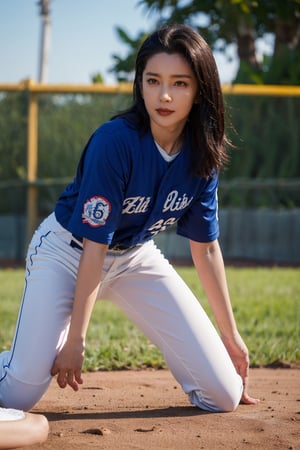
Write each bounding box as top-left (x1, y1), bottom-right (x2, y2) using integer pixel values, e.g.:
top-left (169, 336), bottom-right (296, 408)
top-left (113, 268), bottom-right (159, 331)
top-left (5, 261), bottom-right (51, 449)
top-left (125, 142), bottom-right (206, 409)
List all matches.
top-left (222, 335), bottom-right (259, 406)
top-left (59, 369), bottom-right (79, 391)
top-left (240, 369), bottom-right (260, 405)
top-left (51, 366), bottom-right (83, 391)
top-left (50, 363), bottom-right (60, 380)
top-left (57, 369), bottom-right (68, 389)
top-left (74, 368), bottom-right (84, 386)
top-left (235, 358), bottom-right (260, 406)
top-left (241, 391), bottom-right (260, 405)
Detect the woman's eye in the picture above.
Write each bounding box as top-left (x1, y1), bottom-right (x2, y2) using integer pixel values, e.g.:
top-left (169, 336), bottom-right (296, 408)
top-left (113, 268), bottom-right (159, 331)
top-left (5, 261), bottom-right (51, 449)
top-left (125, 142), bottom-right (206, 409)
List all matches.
top-left (175, 80), bottom-right (187, 87)
top-left (147, 78), bottom-right (158, 85)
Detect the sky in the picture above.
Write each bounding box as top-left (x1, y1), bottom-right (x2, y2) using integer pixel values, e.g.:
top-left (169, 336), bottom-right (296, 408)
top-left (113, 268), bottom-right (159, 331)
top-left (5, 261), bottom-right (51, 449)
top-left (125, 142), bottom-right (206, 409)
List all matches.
top-left (0, 0), bottom-right (250, 85)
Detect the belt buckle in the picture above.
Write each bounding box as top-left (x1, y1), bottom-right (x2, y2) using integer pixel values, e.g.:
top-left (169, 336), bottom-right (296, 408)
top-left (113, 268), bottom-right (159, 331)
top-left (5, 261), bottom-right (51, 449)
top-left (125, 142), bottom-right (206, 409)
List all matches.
top-left (115, 244), bottom-right (128, 251)
top-left (110, 244), bottom-right (129, 252)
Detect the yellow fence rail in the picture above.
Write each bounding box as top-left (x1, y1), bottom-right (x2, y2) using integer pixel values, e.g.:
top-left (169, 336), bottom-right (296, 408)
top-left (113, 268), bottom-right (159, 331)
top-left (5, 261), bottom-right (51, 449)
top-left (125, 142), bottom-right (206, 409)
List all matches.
top-left (1, 79), bottom-right (300, 244)
top-left (1, 79), bottom-right (300, 95)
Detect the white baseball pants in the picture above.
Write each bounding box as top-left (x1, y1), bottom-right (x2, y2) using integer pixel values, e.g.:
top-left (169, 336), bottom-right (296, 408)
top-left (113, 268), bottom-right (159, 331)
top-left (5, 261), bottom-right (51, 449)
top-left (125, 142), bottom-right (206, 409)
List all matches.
top-left (0, 213), bottom-right (242, 412)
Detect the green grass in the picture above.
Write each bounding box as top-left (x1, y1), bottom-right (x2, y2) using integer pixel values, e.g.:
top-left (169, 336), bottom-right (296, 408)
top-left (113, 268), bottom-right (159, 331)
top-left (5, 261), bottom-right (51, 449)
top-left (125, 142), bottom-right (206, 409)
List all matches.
top-left (0, 267), bottom-right (299, 370)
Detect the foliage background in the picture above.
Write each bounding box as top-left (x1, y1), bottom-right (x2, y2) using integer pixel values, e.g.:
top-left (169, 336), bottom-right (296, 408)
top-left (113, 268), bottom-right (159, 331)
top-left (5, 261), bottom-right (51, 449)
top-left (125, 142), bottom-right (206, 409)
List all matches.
top-left (1, 1), bottom-right (300, 214)
top-left (0, 90), bottom-right (299, 214)
top-left (109, 0), bottom-right (300, 86)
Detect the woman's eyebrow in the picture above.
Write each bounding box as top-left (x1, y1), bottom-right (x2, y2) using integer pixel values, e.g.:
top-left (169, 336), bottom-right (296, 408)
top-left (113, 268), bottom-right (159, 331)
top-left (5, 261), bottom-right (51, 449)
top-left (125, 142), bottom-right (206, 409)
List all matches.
top-left (145, 71), bottom-right (193, 78)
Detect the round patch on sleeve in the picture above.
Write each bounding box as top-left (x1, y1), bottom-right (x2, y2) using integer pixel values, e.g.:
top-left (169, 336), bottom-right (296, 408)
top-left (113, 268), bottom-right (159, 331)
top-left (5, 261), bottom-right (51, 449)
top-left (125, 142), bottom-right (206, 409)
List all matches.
top-left (82, 196), bottom-right (111, 227)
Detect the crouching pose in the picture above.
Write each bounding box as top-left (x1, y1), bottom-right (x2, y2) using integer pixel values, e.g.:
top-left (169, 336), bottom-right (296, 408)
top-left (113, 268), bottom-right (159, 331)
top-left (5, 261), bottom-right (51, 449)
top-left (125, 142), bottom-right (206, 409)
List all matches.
top-left (0, 24), bottom-right (259, 413)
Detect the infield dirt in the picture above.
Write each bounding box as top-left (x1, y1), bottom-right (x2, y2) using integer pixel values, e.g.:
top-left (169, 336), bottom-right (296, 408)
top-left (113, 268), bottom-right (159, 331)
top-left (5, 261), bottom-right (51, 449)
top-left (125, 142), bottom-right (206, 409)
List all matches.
top-left (16, 367), bottom-right (300, 449)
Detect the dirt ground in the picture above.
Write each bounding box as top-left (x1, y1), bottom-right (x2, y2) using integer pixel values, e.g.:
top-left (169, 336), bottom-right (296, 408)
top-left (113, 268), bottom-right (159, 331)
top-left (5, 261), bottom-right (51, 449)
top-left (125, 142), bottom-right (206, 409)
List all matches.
top-left (16, 368), bottom-right (299, 450)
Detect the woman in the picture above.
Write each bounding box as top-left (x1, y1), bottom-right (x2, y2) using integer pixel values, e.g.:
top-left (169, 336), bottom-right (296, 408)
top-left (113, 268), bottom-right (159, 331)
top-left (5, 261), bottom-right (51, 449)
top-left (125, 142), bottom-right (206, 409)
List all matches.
top-left (0, 24), bottom-right (259, 413)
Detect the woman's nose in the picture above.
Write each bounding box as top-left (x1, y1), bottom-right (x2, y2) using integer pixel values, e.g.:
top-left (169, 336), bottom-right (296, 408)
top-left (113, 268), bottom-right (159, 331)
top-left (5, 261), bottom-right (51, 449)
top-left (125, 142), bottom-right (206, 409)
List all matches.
top-left (160, 88), bottom-right (172, 102)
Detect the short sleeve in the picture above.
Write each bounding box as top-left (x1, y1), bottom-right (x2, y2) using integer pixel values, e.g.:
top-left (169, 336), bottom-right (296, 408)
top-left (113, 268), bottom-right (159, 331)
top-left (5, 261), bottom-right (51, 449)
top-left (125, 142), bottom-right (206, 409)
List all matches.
top-left (67, 125), bottom-right (130, 244)
top-left (176, 174), bottom-right (219, 242)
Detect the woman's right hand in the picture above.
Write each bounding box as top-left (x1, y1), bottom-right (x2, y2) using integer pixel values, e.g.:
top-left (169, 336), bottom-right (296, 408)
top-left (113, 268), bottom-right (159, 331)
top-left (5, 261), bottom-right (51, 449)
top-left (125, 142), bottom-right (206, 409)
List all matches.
top-left (51, 239), bottom-right (107, 391)
top-left (51, 339), bottom-right (85, 391)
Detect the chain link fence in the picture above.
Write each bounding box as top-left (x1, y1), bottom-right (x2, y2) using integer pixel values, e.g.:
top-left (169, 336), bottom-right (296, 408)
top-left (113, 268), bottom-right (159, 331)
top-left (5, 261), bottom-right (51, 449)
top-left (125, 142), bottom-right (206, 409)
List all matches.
top-left (0, 84), bottom-right (299, 264)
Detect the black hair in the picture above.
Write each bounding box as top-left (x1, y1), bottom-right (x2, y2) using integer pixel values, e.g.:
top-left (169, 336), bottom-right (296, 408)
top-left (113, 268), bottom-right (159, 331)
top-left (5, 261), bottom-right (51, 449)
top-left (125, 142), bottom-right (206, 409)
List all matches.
top-left (113, 23), bottom-right (231, 178)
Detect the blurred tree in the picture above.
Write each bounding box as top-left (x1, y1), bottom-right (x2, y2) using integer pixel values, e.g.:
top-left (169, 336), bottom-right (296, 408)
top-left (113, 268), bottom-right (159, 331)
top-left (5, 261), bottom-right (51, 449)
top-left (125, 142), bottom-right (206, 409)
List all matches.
top-left (91, 72), bottom-right (104, 83)
top-left (109, 0), bottom-right (300, 84)
top-left (108, 28), bottom-right (148, 82)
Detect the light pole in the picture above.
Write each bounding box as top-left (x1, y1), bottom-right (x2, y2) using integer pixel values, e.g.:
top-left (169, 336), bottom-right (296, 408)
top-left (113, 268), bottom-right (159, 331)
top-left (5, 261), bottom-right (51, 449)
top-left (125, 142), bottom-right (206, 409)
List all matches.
top-left (37, 0), bottom-right (51, 83)
top-left (25, 1), bottom-right (52, 245)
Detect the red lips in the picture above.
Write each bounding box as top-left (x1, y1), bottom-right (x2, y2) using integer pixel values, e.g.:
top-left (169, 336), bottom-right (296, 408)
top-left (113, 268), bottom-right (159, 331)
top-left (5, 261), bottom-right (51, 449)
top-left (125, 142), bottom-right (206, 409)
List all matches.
top-left (156, 108), bottom-right (174, 116)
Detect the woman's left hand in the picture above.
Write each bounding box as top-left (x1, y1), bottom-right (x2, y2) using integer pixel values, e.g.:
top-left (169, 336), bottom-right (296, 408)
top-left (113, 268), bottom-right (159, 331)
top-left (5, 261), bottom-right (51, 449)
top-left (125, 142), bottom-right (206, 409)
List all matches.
top-left (222, 333), bottom-right (260, 405)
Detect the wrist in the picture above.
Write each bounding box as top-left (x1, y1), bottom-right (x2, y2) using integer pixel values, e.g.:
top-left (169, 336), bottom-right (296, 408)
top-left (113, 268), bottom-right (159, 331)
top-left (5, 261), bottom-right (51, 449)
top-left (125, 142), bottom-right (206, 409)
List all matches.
top-left (66, 332), bottom-right (86, 348)
top-left (220, 328), bottom-right (240, 342)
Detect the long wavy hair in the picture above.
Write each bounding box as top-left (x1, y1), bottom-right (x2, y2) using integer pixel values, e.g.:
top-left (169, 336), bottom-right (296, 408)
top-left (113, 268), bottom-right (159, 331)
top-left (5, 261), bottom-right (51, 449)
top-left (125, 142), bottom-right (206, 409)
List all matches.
top-left (113, 23), bottom-right (231, 178)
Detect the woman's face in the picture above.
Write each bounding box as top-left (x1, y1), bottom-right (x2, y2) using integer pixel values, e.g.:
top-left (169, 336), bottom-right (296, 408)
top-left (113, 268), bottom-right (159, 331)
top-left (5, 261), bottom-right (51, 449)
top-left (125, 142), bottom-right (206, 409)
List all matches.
top-left (141, 52), bottom-right (198, 134)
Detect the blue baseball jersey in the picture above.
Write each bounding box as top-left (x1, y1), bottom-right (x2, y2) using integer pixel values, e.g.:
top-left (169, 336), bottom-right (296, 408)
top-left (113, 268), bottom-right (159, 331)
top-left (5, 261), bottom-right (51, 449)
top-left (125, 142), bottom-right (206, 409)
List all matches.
top-left (55, 118), bottom-right (219, 247)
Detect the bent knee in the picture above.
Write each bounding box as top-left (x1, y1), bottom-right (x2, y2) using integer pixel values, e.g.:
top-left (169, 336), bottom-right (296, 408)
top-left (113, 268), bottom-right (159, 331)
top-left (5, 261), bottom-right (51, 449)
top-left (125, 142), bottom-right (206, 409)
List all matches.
top-left (218, 389), bottom-right (241, 412)
top-left (0, 372), bottom-right (51, 411)
top-left (189, 378), bottom-right (243, 413)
